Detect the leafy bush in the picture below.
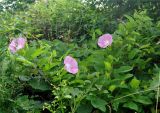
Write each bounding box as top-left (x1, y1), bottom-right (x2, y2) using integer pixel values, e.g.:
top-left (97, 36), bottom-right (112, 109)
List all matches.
top-left (1, 12), bottom-right (159, 113)
top-left (24, 0), bottom-right (112, 42)
top-left (0, 11), bottom-right (31, 37)
top-left (85, 0), bottom-right (160, 21)
top-left (0, 0), bottom-right (35, 12)
top-left (0, 0), bottom-right (160, 112)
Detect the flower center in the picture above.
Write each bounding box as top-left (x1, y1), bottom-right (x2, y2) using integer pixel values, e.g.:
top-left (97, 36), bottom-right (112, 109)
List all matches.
top-left (66, 64), bottom-right (71, 69)
top-left (104, 40), bottom-right (109, 45)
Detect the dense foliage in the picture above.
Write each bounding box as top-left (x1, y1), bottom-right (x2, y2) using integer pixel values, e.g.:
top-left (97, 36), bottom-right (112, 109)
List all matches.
top-left (0, 0), bottom-right (160, 113)
top-left (0, 0), bottom-right (35, 11)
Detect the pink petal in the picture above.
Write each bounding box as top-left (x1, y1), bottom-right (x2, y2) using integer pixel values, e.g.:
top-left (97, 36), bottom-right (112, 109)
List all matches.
top-left (64, 64), bottom-right (78, 74)
top-left (98, 34), bottom-right (113, 48)
top-left (9, 39), bottom-right (17, 53)
top-left (64, 56), bottom-right (78, 74)
top-left (64, 56), bottom-right (72, 64)
top-left (9, 37), bottom-right (26, 53)
top-left (64, 56), bottom-right (78, 66)
top-left (17, 37), bottom-right (26, 50)
top-left (70, 67), bottom-right (78, 74)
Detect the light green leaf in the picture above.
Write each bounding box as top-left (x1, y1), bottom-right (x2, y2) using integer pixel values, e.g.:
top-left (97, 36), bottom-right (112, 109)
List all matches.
top-left (116, 66), bottom-right (133, 73)
top-left (95, 29), bottom-right (102, 35)
top-left (64, 95), bottom-right (72, 99)
top-left (43, 62), bottom-right (59, 71)
top-left (109, 85), bottom-right (116, 92)
top-left (140, 44), bottom-right (150, 49)
top-left (19, 76), bottom-right (30, 81)
top-left (105, 62), bottom-right (112, 71)
top-left (130, 77), bottom-right (140, 89)
top-left (52, 50), bottom-right (57, 57)
top-left (16, 56), bottom-right (35, 67)
top-left (124, 15), bottom-right (135, 23)
top-left (31, 48), bottom-right (44, 59)
top-left (117, 74), bottom-right (133, 80)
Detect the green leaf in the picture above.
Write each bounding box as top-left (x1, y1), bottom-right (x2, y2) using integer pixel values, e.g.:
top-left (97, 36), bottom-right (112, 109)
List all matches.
top-left (31, 48), bottom-right (44, 59)
top-left (130, 77), bottom-right (140, 89)
top-left (124, 15), bottom-right (135, 23)
top-left (87, 96), bottom-right (107, 112)
top-left (95, 29), bottom-right (102, 35)
top-left (77, 103), bottom-right (93, 113)
top-left (116, 66), bottom-right (133, 73)
top-left (150, 71), bottom-right (160, 88)
top-left (117, 74), bottom-right (133, 80)
top-left (123, 102), bottom-right (138, 111)
top-left (52, 50), bottom-right (57, 57)
top-left (71, 88), bottom-right (82, 97)
top-left (43, 62), bottom-right (59, 71)
top-left (16, 56), bottom-right (35, 67)
top-left (19, 76), bottom-right (30, 81)
top-left (109, 85), bottom-right (116, 92)
top-left (140, 44), bottom-right (150, 49)
top-left (28, 78), bottom-right (51, 91)
top-left (112, 101), bottom-right (119, 111)
top-left (128, 48), bottom-right (140, 59)
top-left (105, 62), bottom-right (112, 71)
top-left (70, 79), bottom-right (85, 85)
top-left (133, 96), bottom-right (152, 105)
top-left (64, 95), bottom-right (72, 99)
top-left (15, 96), bottom-right (42, 110)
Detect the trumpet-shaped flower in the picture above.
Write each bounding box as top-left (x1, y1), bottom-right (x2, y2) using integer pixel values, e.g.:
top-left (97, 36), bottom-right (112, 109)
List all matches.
top-left (64, 56), bottom-right (78, 74)
top-left (9, 37), bottom-right (26, 53)
top-left (98, 34), bottom-right (112, 48)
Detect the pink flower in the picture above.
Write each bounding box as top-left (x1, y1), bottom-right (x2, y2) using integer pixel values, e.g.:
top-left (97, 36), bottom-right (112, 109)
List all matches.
top-left (64, 56), bottom-right (78, 74)
top-left (98, 34), bottom-right (113, 48)
top-left (9, 37), bottom-right (26, 53)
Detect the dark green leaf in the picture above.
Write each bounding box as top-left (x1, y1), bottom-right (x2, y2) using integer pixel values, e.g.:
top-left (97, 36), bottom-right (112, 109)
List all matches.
top-left (77, 103), bottom-right (93, 113)
top-left (28, 78), bottom-right (51, 91)
top-left (87, 96), bottom-right (107, 112)
top-left (133, 96), bottom-right (152, 105)
top-left (123, 102), bottom-right (138, 111)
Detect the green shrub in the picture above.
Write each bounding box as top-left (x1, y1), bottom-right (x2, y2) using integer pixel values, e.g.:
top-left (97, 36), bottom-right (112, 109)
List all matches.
top-left (0, 12), bottom-right (159, 113)
top-left (25, 0), bottom-right (111, 42)
top-left (0, 0), bottom-right (160, 111)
